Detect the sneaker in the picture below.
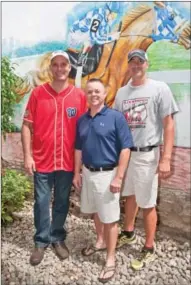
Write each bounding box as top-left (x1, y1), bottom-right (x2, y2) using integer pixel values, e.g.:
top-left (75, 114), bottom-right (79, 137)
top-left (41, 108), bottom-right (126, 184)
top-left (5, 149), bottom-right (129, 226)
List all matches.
top-left (131, 246), bottom-right (155, 270)
top-left (117, 231), bottom-right (136, 248)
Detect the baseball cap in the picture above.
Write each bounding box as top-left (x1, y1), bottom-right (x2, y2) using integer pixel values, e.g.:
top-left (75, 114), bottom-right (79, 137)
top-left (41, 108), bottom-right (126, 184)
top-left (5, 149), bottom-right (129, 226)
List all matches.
top-left (50, 51), bottom-right (70, 63)
top-left (128, 49), bottom-right (148, 62)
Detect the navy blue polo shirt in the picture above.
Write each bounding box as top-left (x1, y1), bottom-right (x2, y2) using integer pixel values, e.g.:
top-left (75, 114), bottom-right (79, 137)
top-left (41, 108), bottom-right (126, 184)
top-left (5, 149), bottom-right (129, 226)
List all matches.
top-left (75, 106), bottom-right (133, 167)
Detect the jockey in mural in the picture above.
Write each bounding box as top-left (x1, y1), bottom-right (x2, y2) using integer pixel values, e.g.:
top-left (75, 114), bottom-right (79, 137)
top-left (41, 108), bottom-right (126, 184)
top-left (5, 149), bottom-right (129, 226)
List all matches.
top-left (150, 3), bottom-right (186, 42)
top-left (68, 2), bottom-right (122, 87)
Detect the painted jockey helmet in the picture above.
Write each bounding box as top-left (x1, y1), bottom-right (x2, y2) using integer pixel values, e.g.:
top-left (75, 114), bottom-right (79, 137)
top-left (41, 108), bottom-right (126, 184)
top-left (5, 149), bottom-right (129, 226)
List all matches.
top-left (105, 1), bottom-right (121, 13)
top-left (104, 2), bottom-right (121, 22)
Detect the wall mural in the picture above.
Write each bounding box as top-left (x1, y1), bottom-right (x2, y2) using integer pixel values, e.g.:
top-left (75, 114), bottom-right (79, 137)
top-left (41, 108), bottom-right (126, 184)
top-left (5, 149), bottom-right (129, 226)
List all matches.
top-left (2, 1), bottom-right (191, 147)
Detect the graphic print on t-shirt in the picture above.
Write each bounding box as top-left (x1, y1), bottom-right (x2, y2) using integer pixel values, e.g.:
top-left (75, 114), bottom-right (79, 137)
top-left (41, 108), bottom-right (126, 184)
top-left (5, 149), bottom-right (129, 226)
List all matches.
top-left (122, 98), bottom-right (149, 129)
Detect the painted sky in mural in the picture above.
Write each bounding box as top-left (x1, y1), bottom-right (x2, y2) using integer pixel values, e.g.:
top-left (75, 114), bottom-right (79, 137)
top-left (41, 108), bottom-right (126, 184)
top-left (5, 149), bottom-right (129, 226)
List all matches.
top-left (2, 1), bottom-right (191, 147)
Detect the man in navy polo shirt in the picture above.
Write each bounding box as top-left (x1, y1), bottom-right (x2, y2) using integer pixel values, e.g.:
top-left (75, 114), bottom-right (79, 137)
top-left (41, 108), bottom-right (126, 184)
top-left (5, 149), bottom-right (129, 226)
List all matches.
top-left (73, 78), bottom-right (133, 283)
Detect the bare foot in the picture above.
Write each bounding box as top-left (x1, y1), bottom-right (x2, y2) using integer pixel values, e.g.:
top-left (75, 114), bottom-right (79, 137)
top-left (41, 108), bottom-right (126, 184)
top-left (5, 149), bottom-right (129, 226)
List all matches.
top-left (95, 242), bottom-right (106, 250)
top-left (95, 238), bottom-right (106, 250)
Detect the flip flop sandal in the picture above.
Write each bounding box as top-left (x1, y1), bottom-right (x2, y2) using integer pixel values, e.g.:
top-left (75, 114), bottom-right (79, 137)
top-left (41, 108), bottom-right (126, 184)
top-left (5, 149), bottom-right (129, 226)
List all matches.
top-left (81, 244), bottom-right (106, 256)
top-left (98, 265), bottom-right (116, 283)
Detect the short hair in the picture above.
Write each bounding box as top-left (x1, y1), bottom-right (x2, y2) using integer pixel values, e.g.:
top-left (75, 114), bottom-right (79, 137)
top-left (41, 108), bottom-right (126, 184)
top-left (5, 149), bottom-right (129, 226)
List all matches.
top-left (86, 78), bottom-right (104, 85)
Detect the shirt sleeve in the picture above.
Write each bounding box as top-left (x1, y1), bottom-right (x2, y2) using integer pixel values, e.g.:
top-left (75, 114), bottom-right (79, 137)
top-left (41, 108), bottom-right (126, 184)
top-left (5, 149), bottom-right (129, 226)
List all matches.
top-left (158, 83), bottom-right (179, 119)
top-left (113, 92), bottom-right (120, 110)
top-left (23, 90), bottom-right (37, 123)
top-left (115, 112), bottom-right (134, 149)
top-left (75, 120), bottom-right (82, 150)
top-left (81, 91), bottom-right (88, 115)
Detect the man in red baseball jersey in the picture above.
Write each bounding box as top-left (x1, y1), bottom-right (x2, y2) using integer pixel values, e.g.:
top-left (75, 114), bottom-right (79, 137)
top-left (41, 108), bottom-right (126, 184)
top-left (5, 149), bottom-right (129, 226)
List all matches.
top-left (21, 51), bottom-right (87, 266)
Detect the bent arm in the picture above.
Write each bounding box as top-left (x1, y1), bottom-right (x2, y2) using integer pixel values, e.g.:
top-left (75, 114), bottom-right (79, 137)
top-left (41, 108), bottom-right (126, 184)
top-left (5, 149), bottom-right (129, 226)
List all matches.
top-left (110, 148), bottom-right (131, 193)
top-left (115, 148), bottom-right (131, 180)
top-left (110, 113), bottom-right (133, 193)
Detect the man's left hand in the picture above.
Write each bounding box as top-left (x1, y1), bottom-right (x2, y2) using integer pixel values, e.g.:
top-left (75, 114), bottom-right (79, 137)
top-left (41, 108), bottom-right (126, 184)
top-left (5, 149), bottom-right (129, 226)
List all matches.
top-left (158, 158), bottom-right (171, 178)
top-left (110, 177), bottom-right (122, 193)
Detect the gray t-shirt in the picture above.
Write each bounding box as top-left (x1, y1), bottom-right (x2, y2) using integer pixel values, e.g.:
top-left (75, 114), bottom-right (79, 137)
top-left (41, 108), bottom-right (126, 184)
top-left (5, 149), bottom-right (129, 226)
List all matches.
top-left (114, 78), bottom-right (179, 147)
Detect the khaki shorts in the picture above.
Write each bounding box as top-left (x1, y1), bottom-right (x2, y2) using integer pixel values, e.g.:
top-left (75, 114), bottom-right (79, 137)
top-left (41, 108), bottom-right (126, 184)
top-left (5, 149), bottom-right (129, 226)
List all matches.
top-left (122, 147), bottom-right (160, 208)
top-left (81, 166), bottom-right (120, 223)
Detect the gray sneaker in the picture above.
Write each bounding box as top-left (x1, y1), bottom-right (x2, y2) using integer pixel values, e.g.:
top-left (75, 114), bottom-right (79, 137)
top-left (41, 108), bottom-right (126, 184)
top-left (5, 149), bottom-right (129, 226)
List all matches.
top-left (52, 241), bottom-right (69, 260)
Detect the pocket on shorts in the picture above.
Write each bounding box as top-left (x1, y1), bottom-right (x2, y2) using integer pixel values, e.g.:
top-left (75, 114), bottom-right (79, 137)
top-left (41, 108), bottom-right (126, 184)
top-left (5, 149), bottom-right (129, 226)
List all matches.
top-left (131, 149), bottom-right (159, 183)
top-left (92, 170), bottom-right (117, 202)
top-left (138, 148), bottom-right (159, 165)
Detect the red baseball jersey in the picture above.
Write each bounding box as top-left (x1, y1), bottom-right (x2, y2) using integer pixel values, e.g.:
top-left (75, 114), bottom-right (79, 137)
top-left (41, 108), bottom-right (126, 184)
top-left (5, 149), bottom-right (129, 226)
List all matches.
top-left (23, 83), bottom-right (87, 172)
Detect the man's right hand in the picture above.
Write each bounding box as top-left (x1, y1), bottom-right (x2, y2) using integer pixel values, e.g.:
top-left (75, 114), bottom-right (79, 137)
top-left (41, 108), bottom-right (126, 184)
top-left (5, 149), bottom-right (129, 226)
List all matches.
top-left (73, 173), bottom-right (82, 192)
top-left (24, 155), bottom-right (36, 175)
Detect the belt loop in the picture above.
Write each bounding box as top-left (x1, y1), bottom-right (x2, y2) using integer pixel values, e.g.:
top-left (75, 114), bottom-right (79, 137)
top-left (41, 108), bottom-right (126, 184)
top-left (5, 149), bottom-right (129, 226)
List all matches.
top-left (100, 167), bottom-right (103, 172)
top-left (137, 147), bottom-right (140, 152)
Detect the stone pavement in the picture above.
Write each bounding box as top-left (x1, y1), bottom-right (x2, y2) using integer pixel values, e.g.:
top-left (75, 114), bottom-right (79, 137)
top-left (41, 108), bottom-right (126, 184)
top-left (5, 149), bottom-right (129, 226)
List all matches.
top-left (1, 201), bottom-right (191, 285)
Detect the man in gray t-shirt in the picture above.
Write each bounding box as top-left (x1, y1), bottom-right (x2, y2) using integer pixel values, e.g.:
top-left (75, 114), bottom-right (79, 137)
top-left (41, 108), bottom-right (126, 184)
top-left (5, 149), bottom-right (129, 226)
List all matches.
top-left (114, 49), bottom-right (179, 270)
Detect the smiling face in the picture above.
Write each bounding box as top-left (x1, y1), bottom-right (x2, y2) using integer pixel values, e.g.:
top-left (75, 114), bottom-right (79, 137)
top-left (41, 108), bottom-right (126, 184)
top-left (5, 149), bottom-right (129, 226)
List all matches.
top-left (50, 55), bottom-right (71, 82)
top-left (128, 57), bottom-right (149, 80)
top-left (85, 81), bottom-right (107, 108)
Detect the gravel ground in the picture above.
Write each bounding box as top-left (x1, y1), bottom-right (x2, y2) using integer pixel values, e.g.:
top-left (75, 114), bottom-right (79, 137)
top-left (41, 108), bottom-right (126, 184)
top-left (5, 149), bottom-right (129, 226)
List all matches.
top-left (1, 201), bottom-right (191, 285)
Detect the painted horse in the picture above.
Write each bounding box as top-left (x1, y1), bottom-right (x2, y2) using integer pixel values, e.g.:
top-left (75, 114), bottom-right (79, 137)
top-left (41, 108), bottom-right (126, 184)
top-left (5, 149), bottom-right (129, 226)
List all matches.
top-left (17, 2), bottom-right (191, 106)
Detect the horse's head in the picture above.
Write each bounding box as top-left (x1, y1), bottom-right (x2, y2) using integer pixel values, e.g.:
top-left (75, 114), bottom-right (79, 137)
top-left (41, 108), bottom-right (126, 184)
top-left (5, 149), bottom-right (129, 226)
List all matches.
top-left (153, 2), bottom-right (191, 49)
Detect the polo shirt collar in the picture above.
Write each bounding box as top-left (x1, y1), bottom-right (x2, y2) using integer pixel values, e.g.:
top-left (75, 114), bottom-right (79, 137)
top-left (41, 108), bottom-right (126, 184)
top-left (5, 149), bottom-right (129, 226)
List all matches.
top-left (86, 105), bottom-right (108, 117)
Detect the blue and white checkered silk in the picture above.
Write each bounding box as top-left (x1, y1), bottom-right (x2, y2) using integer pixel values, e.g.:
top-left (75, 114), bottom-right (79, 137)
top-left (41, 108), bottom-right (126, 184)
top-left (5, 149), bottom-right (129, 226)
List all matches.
top-left (150, 4), bottom-right (188, 42)
top-left (69, 7), bottom-right (117, 46)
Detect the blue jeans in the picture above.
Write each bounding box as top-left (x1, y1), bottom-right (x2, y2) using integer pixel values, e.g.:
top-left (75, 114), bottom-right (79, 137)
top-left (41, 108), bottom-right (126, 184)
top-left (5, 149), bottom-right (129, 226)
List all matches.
top-left (33, 170), bottom-right (73, 247)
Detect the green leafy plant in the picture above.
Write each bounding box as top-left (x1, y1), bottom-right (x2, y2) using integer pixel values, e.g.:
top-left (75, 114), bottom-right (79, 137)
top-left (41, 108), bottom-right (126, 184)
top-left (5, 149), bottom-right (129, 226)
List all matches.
top-left (1, 57), bottom-right (24, 135)
top-left (2, 169), bottom-right (32, 225)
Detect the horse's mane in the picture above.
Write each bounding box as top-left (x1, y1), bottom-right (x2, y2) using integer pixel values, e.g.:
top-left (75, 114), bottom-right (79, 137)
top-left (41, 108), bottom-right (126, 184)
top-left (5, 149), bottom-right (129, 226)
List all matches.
top-left (121, 4), bottom-right (152, 33)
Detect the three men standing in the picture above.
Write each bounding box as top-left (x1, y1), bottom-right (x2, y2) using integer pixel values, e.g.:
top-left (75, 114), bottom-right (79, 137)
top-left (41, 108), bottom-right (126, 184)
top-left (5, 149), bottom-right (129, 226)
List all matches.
top-left (22, 47), bottom-right (178, 278)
